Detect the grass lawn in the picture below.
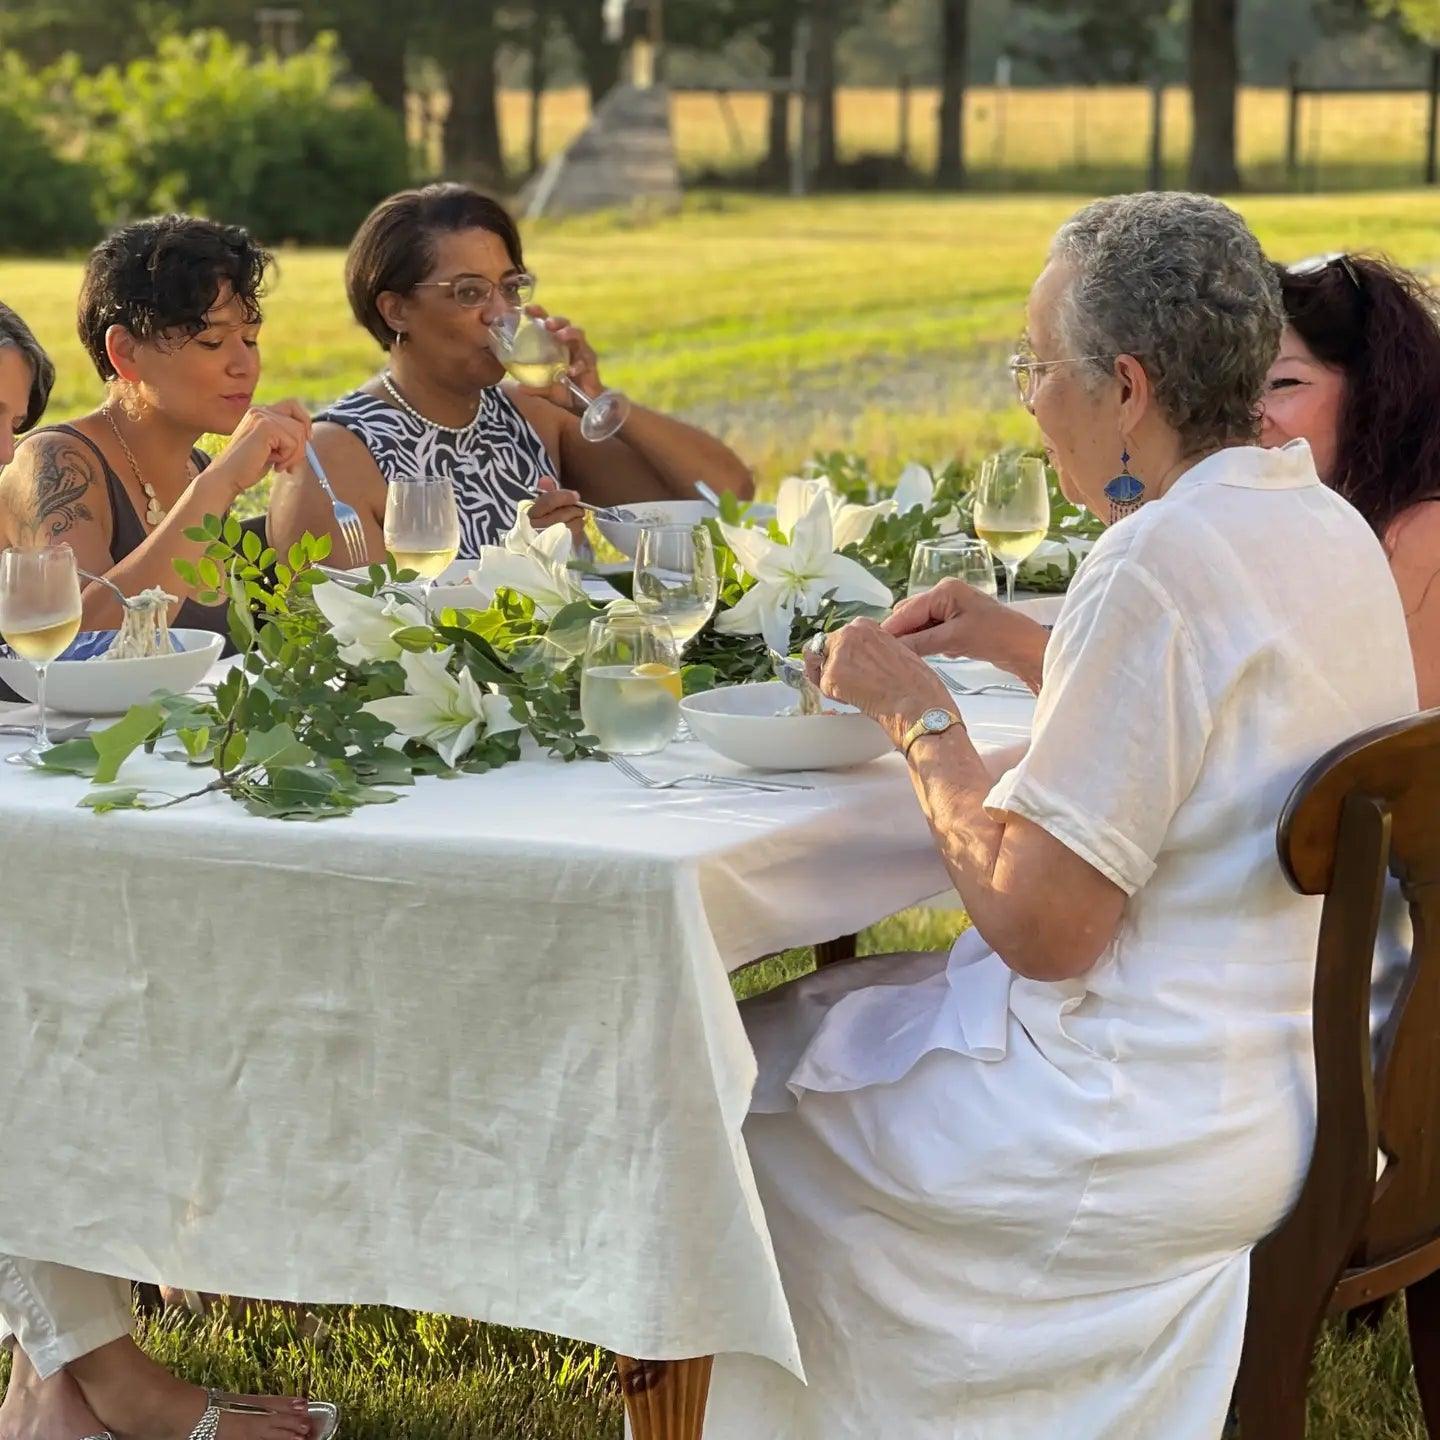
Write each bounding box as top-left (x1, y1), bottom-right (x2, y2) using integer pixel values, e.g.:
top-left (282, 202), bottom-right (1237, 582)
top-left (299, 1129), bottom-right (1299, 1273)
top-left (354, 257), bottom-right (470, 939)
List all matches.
top-left (4, 190), bottom-right (1438, 1434)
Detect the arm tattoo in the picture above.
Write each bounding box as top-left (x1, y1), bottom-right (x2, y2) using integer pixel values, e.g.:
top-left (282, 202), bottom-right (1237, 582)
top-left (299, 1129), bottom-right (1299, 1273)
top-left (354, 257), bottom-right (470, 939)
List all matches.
top-left (28, 442), bottom-right (95, 541)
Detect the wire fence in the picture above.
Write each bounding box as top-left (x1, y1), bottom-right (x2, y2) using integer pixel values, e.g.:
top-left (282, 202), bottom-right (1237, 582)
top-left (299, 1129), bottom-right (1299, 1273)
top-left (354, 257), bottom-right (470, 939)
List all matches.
top-left (408, 84), bottom-right (1440, 193)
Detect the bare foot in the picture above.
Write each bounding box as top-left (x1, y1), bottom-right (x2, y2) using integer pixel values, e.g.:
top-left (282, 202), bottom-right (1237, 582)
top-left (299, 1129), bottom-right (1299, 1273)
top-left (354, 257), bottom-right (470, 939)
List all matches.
top-left (156, 1288), bottom-right (308, 1330)
top-left (66, 1338), bottom-right (312, 1440)
top-left (0, 1348), bottom-right (111, 1439)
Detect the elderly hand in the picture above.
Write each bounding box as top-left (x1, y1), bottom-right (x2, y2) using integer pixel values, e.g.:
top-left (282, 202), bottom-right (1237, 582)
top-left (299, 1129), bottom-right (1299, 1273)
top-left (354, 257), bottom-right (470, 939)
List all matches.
top-left (808, 618), bottom-right (955, 750)
top-left (883, 577), bottom-right (1009, 659)
top-left (530, 475), bottom-right (587, 545)
top-left (514, 303), bottom-right (605, 412)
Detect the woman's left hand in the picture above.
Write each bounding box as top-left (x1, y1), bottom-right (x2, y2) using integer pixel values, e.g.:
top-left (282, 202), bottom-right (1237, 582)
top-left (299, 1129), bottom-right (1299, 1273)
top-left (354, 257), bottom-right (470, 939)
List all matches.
top-left (518, 303), bottom-right (605, 412)
top-left (811, 618), bottom-right (956, 749)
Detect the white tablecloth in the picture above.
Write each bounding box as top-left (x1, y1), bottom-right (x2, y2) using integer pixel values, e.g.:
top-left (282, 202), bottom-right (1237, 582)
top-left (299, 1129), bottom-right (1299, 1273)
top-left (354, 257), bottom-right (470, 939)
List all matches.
top-left (0, 687), bottom-right (1032, 1375)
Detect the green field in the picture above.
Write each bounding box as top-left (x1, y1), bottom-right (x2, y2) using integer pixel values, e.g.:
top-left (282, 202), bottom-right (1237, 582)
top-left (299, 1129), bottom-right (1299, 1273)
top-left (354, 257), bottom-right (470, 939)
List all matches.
top-left (5, 190), bottom-right (1440, 1435)
top-left (9, 189), bottom-right (1440, 490)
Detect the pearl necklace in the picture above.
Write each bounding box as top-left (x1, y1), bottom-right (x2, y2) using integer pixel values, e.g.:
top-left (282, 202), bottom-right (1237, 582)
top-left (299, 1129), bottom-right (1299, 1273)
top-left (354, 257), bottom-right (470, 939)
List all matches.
top-left (102, 408), bottom-right (170, 527)
top-left (380, 373), bottom-right (482, 434)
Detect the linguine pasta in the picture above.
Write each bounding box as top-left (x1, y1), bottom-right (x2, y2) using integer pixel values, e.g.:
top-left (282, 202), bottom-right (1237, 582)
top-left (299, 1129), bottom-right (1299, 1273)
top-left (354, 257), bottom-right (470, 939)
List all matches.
top-left (106, 589), bottom-right (177, 660)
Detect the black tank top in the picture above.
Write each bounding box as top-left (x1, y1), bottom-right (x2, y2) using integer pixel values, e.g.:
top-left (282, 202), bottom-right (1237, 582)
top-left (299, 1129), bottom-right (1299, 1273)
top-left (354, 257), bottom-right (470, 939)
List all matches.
top-left (35, 423), bottom-right (265, 640)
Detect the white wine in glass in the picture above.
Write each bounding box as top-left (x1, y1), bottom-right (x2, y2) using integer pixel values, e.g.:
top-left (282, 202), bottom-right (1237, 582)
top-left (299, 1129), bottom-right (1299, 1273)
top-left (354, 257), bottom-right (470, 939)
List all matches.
top-left (974, 455), bottom-right (1051, 604)
top-left (384, 477), bottom-right (461, 611)
top-left (632, 524), bottom-right (718, 652)
top-left (489, 310), bottom-right (631, 443)
top-left (0, 544), bottom-right (83, 765)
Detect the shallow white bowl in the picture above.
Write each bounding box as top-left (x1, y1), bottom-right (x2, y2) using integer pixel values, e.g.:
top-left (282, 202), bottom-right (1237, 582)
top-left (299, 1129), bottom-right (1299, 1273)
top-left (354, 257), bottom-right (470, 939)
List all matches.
top-left (680, 680), bottom-right (891, 772)
top-left (595, 500), bottom-right (716, 559)
top-left (0, 628), bottom-right (224, 716)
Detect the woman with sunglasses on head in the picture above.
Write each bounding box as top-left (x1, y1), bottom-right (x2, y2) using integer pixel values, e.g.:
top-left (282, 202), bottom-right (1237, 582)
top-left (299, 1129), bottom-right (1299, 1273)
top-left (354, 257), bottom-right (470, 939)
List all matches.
top-left (267, 183), bottom-right (753, 562)
top-left (1261, 252), bottom-right (1440, 708)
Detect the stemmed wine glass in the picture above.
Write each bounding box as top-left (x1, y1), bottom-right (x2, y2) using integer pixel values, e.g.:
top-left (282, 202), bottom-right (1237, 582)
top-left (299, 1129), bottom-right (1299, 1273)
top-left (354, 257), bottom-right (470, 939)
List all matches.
top-left (0, 545), bottom-right (83, 765)
top-left (973, 454), bottom-right (1051, 605)
top-left (908, 537), bottom-right (998, 599)
top-left (633, 524), bottom-right (718, 655)
top-left (489, 310), bottom-right (631, 443)
top-left (384, 477), bottom-right (461, 618)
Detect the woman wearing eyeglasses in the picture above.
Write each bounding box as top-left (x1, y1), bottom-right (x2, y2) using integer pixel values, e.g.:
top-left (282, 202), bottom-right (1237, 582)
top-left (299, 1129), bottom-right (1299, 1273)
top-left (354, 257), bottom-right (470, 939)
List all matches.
top-left (1261, 252), bottom-right (1440, 710)
top-left (266, 184), bottom-right (753, 562)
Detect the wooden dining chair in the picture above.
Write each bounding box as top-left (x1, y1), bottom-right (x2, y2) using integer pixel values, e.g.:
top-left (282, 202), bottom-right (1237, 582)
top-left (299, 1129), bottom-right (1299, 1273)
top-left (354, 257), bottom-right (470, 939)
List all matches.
top-left (1235, 708), bottom-right (1440, 1438)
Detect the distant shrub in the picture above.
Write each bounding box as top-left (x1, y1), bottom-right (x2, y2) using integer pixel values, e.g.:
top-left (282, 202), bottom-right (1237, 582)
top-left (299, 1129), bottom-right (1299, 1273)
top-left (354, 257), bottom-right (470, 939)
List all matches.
top-left (76, 31), bottom-right (413, 247)
top-left (0, 58), bottom-right (102, 252)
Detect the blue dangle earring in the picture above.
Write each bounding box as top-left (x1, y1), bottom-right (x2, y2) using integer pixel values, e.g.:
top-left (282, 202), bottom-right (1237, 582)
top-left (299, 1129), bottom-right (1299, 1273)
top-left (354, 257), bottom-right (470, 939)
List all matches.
top-left (1104, 447), bottom-right (1145, 524)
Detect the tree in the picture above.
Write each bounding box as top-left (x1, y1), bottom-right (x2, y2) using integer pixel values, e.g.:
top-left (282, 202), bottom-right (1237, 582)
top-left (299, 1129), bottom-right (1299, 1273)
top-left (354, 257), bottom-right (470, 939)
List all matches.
top-left (936, 0), bottom-right (970, 187)
top-left (1373, 0), bottom-right (1440, 39)
top-left (807, 0), bottom-right (840, 182)
top-left (761, 0), bottom-right (801, 183)
top-left (427, 7), bottom-right (506, 187)
top-left (556, 0), bottom-right (623, 109)
top-left (1188, 0), bottom-right (1241, 193)
top-left (1010, 0), bottom-right (1170, 84)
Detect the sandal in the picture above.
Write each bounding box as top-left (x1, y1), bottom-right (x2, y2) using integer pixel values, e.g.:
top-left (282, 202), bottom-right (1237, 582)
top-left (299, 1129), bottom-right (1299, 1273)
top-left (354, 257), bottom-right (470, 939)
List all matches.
top-left (189, 1391), bottom-right (339, 1440)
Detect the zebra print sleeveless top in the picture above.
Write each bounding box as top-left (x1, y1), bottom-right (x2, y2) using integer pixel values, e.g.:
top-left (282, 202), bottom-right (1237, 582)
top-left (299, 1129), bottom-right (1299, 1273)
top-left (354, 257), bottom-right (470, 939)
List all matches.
top-left (315, 383), bottom-right (553, 556)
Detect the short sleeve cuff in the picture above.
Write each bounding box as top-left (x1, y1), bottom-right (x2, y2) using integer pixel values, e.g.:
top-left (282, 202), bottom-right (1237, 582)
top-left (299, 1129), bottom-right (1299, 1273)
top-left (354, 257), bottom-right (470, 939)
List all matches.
top-left (984, 769), bottom-right (1156, 896)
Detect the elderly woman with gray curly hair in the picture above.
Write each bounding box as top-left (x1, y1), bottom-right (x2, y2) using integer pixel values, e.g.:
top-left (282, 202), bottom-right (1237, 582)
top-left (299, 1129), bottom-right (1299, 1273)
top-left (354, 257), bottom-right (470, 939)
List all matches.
top-left (703, 192), bottom-right (1419, 1439)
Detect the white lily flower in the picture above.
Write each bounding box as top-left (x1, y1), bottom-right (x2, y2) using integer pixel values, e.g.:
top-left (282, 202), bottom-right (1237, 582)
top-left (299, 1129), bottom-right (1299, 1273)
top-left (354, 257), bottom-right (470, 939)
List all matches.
top-left (469, 500), bottom-right (587, 619)
top-left (772, 473), bottom-right (891, 550)
top-left (892, 462), bottom-right (934, 513)
top-left (313, 580), bottom-right (426, 667)
top-left (827, 493), bottom-right (894, 549)
top-left (714, 491), bottom-right (894, 654)
top-left (774, 474), bottom-right (832, 536)
top-left (362, 648), bottom-right (523, 768)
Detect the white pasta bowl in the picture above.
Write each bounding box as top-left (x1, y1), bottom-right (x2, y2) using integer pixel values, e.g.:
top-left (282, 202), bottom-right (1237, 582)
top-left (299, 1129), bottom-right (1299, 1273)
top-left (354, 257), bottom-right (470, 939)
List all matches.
top-left (0, 628), bottom-right (224, 716)
top-left (680, 680), bottom-right (892, 772)
top-left (595, 500), bottom-right (716, 559)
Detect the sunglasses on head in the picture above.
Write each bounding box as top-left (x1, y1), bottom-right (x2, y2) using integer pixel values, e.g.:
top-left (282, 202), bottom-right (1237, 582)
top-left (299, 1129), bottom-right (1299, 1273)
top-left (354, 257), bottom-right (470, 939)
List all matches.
top-left (1287, 252), bottom-right (1362, 293)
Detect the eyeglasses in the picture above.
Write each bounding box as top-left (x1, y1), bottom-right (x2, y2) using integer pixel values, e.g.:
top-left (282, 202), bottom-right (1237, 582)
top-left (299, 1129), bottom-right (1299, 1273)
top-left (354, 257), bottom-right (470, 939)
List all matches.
top-left (1287, 252), bottom-right (1362, 293)
top-left (1008, 352), bottom-right (1117, 406)
top-left (411, 273), bottom-right (537, 309)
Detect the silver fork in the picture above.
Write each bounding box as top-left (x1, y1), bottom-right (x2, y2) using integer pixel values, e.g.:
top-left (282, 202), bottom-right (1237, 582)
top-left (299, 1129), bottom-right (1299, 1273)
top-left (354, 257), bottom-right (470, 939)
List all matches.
top-left (305, 442), bottom-right (367, 568)
top-left (936, 670), bottom-right (1032, 698)
top-left (607, 753), bottom-right (812, 793)
top-left (579, 500), bottom-right (643, 523)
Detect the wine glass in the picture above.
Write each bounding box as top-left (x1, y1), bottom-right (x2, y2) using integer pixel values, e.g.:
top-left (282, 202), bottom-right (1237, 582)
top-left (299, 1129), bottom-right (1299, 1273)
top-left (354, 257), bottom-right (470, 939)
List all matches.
top-left (489, 310), bottom-right (630, 443)
top-left (633, 524), bottom-right (718, 655)
top-left (973, 454), bottom-right (1051, 605)
top-left (908, 537), bottom-right (998, 600)
top-left (0, 545), bottom-right (83, 765)
top-left (580, 612), bottom-right (681, 756)
top-left (384, 477), bottom-right (461, 617)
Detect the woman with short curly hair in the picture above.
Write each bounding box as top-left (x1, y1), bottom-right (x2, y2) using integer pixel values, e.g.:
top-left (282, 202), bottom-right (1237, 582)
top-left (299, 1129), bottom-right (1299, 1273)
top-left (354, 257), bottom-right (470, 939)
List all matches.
top-left (0, 215), bottom-right (312, 634)
top-left (704, 193), bottom-right (1418, 1438)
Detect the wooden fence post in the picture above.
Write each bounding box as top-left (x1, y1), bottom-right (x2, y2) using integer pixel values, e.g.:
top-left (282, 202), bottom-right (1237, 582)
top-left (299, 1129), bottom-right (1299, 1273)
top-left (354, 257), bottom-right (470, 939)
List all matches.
top-left (1286, 60), bottom-right (1301, 185)
top-left (1426, 48), bottom-right (1440, 185)
top-left (1148, 78), bottom-right (1165, 189)
top-left (898, 72), bottom-right (911, 166)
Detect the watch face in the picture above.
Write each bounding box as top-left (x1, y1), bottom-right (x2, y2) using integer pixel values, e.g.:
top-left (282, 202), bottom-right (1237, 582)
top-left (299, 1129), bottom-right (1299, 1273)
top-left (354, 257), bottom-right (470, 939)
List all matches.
top-left (922, 708), bottom-right (952, 732)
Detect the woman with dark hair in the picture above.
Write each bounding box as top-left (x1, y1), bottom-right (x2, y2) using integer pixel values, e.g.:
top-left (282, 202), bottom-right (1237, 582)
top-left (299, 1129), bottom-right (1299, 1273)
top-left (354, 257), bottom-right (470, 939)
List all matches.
top-left (1262, 253), bottom-right (1440, 707)
top-left (267, 183), bottom-right (753, 561)
top-left (0, 215), bottom-right (311, 632)
top-left (0, 301), bottom-right (327, 1440)
top-left (0, 301), bottom-right (56, 464)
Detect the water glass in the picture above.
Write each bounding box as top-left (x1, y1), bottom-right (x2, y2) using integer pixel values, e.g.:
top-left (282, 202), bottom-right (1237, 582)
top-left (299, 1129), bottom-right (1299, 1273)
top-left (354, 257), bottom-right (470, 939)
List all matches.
top-left (580, 613), bottom-right (681, 756)
top-left (384, 477), bottom-right (461, 613)
top-left (908, 537), bottom-right (998, 599)
top-left (633, 524), bottom-right (718, 655)
top-left (973, 454), bottom-right (1051, 604)
top-left (0, 544), bottom-right (83, 764)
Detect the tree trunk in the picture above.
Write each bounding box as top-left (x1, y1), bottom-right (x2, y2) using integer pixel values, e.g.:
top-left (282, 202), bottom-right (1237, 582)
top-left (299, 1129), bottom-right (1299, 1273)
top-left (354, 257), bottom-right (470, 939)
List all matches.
top-left (441, 18), bottom-right (505, 191)
top-left (936, 0), bottom-right (969, 188)
top-left (808, 0), bottom-right (838, 184)
top-left (339, 16), bottom-right (409, 116)
top-left (527, 1), bottom-right (550, 176)
top-left (560, 0), bottom-right (623, 110)
top-left (763, 3), bottom-right (797, 184)
top-left (1188, 0), bottom-right (1241, 192)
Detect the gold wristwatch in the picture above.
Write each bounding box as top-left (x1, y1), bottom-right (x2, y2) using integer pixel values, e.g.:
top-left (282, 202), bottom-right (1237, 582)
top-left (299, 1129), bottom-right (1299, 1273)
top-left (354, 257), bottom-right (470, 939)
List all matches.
top-left (901, 707), bottom-right (962, 757)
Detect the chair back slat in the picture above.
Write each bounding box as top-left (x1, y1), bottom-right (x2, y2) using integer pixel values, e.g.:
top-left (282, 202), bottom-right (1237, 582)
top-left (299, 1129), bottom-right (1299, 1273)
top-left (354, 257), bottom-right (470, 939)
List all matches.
top-left (1276, 709), bottom-right (1440, 1271)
